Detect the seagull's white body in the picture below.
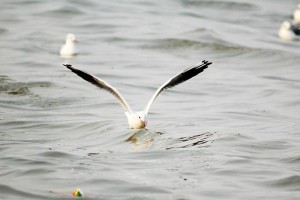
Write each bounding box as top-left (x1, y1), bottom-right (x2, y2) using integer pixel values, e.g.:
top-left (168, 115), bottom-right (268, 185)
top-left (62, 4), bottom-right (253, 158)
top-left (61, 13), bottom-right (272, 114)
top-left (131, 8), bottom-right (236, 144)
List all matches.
top-left (60, 33), bottom-right (78, 57)
top-left (125, 111), bottom-right (147, 129)
top-left (278, 21), bottom-right (296, 41)
top-left (64, 60), bottom-right (212, 129)
top-left (293, 4), bottom-right (300, 24)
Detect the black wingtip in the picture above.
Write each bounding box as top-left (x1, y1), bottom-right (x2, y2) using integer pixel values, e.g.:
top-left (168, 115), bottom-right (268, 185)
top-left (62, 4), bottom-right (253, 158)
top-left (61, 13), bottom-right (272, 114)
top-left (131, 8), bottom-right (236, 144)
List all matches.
top-left (202, 60), bottom-right (212, 66)
top-left (63, 64), bottom-right (72, 70)
top-left (198, 60), bottom-right (212, 71)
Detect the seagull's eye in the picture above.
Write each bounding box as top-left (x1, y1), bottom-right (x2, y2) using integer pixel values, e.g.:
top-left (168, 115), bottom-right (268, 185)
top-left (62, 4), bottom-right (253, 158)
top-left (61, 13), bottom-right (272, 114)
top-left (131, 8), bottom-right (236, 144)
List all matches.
top-left (138, 116), bottom-right (141, 119)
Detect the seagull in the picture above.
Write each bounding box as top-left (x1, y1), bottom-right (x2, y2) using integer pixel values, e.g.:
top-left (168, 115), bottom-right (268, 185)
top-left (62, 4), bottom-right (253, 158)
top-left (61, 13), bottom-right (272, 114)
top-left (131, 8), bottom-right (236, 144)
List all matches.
top-left (60, 33), bottom-right (78, 57)
top-left (278, 21), bottom-right (299, 41)
top-left (64, 60), bottom-right (212, 129)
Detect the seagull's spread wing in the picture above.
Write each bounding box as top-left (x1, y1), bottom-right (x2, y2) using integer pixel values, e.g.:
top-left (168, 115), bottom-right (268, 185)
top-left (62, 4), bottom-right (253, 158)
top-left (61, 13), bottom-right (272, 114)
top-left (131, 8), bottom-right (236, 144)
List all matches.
top-left (143, 60), bottom-right (212, 115)
top-left (64, 64), bottom-right (133, 114)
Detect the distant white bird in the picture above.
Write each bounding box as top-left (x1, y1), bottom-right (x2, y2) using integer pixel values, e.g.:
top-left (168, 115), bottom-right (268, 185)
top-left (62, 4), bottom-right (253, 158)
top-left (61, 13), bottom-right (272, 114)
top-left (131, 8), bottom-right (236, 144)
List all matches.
top-left (64, 60), bottom-right (212, 129)
top-left (60, 33), bottom-right (78, 57)
top-left (293, 4), bottom-right (300, 24)
top-left (278, 21), bottom-right (297, 41)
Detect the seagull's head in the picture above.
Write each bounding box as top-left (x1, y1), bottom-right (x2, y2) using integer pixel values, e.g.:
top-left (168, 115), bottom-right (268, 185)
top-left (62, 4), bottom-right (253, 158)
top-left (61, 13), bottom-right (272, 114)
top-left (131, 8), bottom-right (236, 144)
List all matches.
top-left (281, 21), bottom-right (292, 30)
top-left (125, 111), bottom-right (147, 129)
top-left (66, 33), bottom-right (77, 43)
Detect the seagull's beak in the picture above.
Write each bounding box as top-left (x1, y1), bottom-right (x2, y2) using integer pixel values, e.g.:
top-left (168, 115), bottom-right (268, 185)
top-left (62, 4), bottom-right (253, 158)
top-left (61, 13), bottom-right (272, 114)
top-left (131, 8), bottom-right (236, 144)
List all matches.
top-left (138, 118), bottom-right (146, 128)
top-left (141, 120), bottom-right (147, 128)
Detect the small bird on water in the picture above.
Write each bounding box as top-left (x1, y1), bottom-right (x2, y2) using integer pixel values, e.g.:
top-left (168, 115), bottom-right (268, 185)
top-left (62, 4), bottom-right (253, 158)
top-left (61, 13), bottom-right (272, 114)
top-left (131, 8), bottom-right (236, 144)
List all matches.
top-left (64, 60), bottom-right (212, 129)
top-left (278, 21), bottom-right (300, 41)
top-left (60, 33), bottom-right (78, 57)
top-left (278, 4), bottom-right (300, 41)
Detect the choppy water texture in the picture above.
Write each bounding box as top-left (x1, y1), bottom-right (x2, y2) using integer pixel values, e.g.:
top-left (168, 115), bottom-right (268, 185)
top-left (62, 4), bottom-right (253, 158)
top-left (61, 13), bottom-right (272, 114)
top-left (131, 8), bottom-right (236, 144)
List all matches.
top-left (1, 0), bottom-right (300, 199)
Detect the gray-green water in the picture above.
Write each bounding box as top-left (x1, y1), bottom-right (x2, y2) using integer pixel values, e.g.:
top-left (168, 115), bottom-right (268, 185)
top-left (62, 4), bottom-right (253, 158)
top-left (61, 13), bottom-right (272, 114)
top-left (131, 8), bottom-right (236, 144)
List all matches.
top-left (1, 0), bottom-right (300, 199)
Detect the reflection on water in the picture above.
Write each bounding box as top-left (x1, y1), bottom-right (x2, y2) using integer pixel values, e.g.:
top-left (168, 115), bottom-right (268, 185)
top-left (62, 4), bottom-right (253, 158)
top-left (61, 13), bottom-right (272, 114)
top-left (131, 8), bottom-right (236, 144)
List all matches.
top-left (125, 129), bottom-right (214, 150)
top-left (125, 129), bottom-right (164, 150)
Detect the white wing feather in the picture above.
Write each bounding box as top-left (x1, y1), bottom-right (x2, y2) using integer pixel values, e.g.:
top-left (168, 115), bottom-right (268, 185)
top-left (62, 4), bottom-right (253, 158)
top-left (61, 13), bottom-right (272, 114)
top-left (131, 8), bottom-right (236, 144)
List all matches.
top-left (143, 60), bottom-right (212, 115)
top-left (64, 64), bottom-right (133, 114)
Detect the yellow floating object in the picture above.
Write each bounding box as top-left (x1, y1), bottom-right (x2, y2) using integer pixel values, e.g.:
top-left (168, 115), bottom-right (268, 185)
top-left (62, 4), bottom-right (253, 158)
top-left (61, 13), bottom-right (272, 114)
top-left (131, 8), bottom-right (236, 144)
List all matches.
top-left (72, 188), bottom-right (83, 197)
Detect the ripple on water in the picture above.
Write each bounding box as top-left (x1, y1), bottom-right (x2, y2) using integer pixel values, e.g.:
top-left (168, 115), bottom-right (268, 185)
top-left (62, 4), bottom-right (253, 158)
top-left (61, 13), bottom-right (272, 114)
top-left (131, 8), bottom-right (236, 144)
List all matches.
top-left (141, 38), bottom-right (261, 56)
top-left (166, 132), bottom-right (215, 150)
top-left (0, 27), bottom-right (8, 34)
top-left (0, 76), bottom-right (31, 96)
top-left (266, 175), bottom-right (300, 191)
top-left (180, 0), bottom-right (257, 10)
top-left (0, 184), bottom-right (46, 200)
top-left (281, 155), bottom-right (300, 165)
top-left (0, 75), bottom-right (53, 96)
top-left (38, 150), bottom-right (76, 159)
top-left (41, 5), bottom-right (84, 17)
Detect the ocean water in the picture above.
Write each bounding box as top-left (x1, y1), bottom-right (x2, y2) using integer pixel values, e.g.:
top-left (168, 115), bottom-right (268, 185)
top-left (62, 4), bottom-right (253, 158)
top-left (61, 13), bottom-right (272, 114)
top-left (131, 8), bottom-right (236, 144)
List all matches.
top-left (0, 0), bottom-right (300, 199)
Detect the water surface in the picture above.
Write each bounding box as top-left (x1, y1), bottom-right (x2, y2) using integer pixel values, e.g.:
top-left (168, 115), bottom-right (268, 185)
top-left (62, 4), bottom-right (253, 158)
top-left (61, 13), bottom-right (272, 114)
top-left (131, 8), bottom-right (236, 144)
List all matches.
top-left (0, 0), bottom-right (300, 199)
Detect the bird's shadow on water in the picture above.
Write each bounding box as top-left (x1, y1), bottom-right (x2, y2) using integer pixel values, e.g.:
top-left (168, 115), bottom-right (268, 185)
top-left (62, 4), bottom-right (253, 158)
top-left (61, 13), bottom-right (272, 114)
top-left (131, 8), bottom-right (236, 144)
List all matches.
top-left (124, 129), bottom-right (215, 150)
